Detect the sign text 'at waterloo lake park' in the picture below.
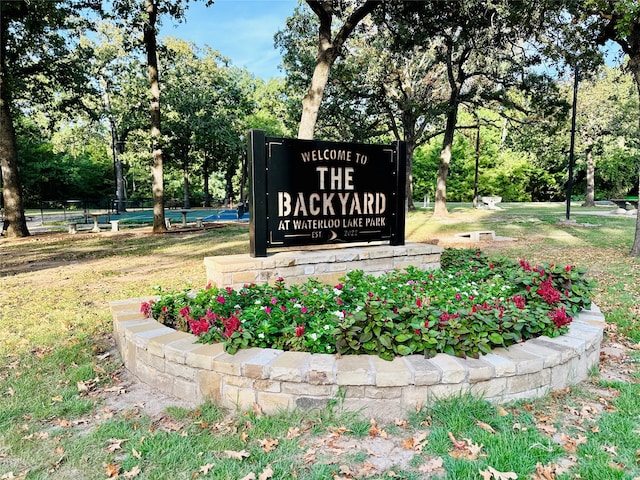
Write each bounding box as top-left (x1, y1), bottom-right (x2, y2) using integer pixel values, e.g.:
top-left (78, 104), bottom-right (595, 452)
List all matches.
top-left (248, 130), bottom-right (407, 257)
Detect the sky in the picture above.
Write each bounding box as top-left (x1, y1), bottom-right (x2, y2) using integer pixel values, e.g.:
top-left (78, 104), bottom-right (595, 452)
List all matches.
top-left (160, 0), bottom-right (299, 80)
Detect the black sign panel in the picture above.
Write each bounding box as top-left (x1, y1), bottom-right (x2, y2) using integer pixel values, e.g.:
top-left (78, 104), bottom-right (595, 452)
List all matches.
top-left (248, 131), bottom-right (406, 257)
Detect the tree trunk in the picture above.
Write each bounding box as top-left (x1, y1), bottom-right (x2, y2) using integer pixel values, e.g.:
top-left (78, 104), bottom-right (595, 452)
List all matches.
top-left (582, 145), bottom-right (595, 207)
top-left (0, 100), bottom-right (29, 237)
top-left (630, 49), bottom-right (640, 257)
top-left (433, 99), bottom-right (459, 217)
top-left (298, 48), bottom-right (333, 140)
top-left (203, 154), bottom-right (211, 207)
top-left (182, 157), bottom-right (190, 209)
top-left (299, 0), bottom-right (381, 140)
top-left (0, 6), bottom-right (29, 238)
top-left (144, 0), bottom-right (166, 232)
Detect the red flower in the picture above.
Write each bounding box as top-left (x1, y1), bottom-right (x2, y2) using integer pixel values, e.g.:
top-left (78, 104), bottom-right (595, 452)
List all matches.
top-left (536, 277), bottom-right (561, 304)
top-left (512, 295), bottom-right (526, 309)
top-left (188, 317), bottom-right (210, 336)
top-left (222, 315), bottom-right (241, 338)
top-left (565, 265), bottom-right (574, 273)
top-left (549, 307), bottom-right (572, 328)
top-left (295, 325), bottom-right (305, 337)
top-left (416, 298), bottom-right (423, 308)
top-left (179, 306), bottom-right (192, 318)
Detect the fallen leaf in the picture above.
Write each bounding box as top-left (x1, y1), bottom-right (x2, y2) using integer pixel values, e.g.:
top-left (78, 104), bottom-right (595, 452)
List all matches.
top-left (497, 406), bottom-right (509, 416)
top-left (259, 438), bottom-right (279, 453)
top-left (51, 395), bottom-right (63, 403)
top-left (199, 463), bottom-right (215, 475)
top-left (258, 465), bottom-right (274, 480)
top-left (369, 418), bottom-right (387, 438)
top-left (252, 402), bottom-right (263, 416)
top-left (476, 420), bottom-right (496, 434)
top-left (106, 438), bottom-right (128, 453)
top-left (132, 447), bottom-right (142, 459)
top-left (479, 466), bottom-right (518, 479)
top-left (303, 449), bottom-right (316, 464)
top-left (286, 427), bottom-right (300, 439)
top-left (241, 431), bottom-right (249, 443)
top-left (123, 465), bottom-right (141, 478)
top-left (239, 473), bottom-right (256, 480)
top-left (418, 457), bottom-right (444, 473)
top-left (103, 462), bottom-right (120, 478)
top-left (531, 461), bottom-right (556, 480)
top-left (448, 431), bottom-right (466, 449)
top-left (224, 449), bottom-right (250, 460)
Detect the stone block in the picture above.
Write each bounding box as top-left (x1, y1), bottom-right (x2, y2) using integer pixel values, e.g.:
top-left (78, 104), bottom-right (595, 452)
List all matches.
top-left (186, 343), bottom-right (225, 370)
top-left (460, 357), bottom-right (494, 382)
top-left (428, 382), bottom-right (471, 402)
top-left (506, 369), bottom-right (551, 394)
top-left (336, 355), bottom-right (373, 385)
top-left (404, 356), bottom-right (442, 385)
top-left (489, 345), bottom-right (544, 374)
top-left (164, 361), bottom-right (197, 381)
top-left (514, 341), bottom-right (565, 368)
top-left (269, 351), bottom-right (310, 382)
top-left (281, 382), bottom-right (336, 396)
top-left (257, 392), bottom-right (294, 414)
top-left (223, 385), bottom-right (256, 411)
top-left (172, 376), bottom-right (198, 403)
top-left (197, 370), bottom-right (222, 403)
top-left (364, 386), bottom-right (402, 399)
top-left (242, 348), bottom-right (283, 379)
top-left (539, 334), bottom-right (586, 355)
top-left (253, 379), bottom-right (282, 393)
top-left (212, 348), bottom-right (262, 376)
top-left (401, 386), bottom-right (431, 409)
top-left (164, 337), bottom-right (202, 365)
top-left (308, 353), bottom-right (336, 385)
top-left (429, 354), bottom-right (467, 383)
top-left (469, 377), bottom-right (508, 399)
top-left (480, 352), bottom-right (516, 377)
top-left (136, 346), bottom-right (165, 372)
top-left (371, 356), bottom-right (411, 387)
top-left (147, 331), bottom-right (193, 357)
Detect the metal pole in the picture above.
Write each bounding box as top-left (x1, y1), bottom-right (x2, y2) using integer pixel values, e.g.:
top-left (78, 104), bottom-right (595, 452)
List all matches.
top-left (566, 65), bottom-right (579, 220)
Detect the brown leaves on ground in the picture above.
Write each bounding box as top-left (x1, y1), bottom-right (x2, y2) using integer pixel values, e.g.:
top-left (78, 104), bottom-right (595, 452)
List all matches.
top-left (448, 432), bottom-right (485, 460)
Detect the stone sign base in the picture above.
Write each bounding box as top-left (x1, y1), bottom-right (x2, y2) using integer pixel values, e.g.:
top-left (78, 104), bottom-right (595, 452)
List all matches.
top-left (204, 242), bottom-right (444, 289)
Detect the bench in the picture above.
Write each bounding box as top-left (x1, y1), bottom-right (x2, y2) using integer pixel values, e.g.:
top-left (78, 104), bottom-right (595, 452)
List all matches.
top-left (454, 230), bottom-right (496, 242)
top-left (610, 198), bottom-right (638, 210)
top-left (480, 196), bottom-right (502, 210)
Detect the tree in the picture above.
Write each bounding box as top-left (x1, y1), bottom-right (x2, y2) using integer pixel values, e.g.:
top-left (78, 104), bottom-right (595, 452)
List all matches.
top-left (394, 1), bottom-right (564, 217)
top-left (297, 0), bottom-right (382, 139)
top-left (581, 1), bottom-right (640, 255)
top-left (112, 0), bottom-right (213, 232)
top-left (0, 1), bottom-right (99, 237)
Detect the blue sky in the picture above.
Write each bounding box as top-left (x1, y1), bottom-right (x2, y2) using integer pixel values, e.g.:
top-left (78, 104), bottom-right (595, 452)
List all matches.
top-left (160, 0), bottom-right (299, 79)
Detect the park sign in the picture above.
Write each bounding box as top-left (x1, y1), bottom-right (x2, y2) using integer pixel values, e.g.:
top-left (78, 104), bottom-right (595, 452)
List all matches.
top-left (248, 130), bottom-right (406, 257)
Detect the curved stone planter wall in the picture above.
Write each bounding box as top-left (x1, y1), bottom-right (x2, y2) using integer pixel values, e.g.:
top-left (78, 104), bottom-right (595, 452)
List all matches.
top-left (110, 299), bottom-right (605, 420)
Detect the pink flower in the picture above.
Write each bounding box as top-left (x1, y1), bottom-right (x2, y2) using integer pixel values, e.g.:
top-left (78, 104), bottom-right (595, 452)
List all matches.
top-left (301, 307), bottom-right (308, 314)
top-left (455, 293), bottom-right (462, 301)
top-left (271, 297), bottom-right (277, 305)
top-left (335, 283), bottom-right (344, 290)
top-left (179, 306), bottom-right (192, 318)
top-left (140, 300), bottom-right (154, 318)
top-left (265, 306), bottom-right (272, 314)
top-left (217, 295), bottom-right (226, 304)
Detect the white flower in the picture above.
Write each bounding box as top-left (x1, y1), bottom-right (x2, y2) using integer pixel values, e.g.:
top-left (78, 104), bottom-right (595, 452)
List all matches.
top-left (324, 324), bottom-right (331, 330)
top-left (255, 299), bottom-right (261, 305)
top-left (333, 288), bottom-right (342, 295)
top-left (310, 333), bottom-right (318, 341)
top-left (258, 333), bottom-right (265, 339)
top-left (333, 311), bottom-right (345, 319)
top-left (294, 303), bottom-right (302, 309)
top-left (235, 304), bottom-right (241, 309)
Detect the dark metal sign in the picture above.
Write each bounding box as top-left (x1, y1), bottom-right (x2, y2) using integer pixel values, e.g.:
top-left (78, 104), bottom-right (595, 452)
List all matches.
top-left (248, 130), bottom-right (406, 257)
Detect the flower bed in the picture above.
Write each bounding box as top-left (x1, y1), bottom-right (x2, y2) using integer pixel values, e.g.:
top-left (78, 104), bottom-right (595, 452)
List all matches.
top-left (141, 249), bottom-right (595, 361)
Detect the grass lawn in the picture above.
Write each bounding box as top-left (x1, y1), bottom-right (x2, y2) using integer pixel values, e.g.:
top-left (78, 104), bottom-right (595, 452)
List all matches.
top-left (1, 202), bottom-right (639, 479)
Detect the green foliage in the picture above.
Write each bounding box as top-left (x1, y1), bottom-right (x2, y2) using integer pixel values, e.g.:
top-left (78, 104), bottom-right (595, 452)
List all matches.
top-left (146, 248), bottom-right (595, 361)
